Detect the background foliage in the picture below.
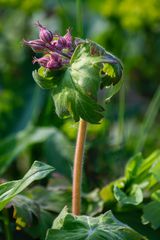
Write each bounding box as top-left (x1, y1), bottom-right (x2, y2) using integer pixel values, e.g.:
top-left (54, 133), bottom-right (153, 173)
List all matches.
top-left (0, 0), bottom-right (160, 239)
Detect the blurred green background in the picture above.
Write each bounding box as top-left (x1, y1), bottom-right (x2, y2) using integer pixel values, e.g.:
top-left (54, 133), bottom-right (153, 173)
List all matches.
top-left (0, 0), bottom-right (160, 185)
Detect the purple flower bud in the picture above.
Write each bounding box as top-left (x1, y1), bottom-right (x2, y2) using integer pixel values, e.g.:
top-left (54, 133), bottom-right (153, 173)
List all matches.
top-left (64, 29), bottom-right (72, 48)
top-left (23, 39), bottom-right (46, 52)
top-left (45, 53), bottom-right (62, 69)
top-left (55, 37), bottom-right (67, 50)
top-left (51, 53), bottom-right (62, 62)
top-left (24, 22), bottom-right (75, 70)
top-left (46, 60), bottom-right (56, 69)
top-left (36, 21), bottom-right (53, 43)
top-left (45, 41), bottom-right (57, 51)
top-left (33, 56), bottom-right (50, 68)
top-left (47, 59), bottom-right (62, 69)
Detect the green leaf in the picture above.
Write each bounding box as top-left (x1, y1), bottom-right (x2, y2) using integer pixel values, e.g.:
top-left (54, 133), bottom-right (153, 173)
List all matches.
top-left (51, 68), bottom-right (104, 123)
top-left (26, 209), bottom-right (54, 240)
top-left (33, 40), bottom-right (123, 124)
top-left (0, 126), bottom-right (65, 175)
top-left (101, 150), bottom-right (160, 206)
top-left (100, 179), bottom-right (124, 203)
top-left (125, 150), bottom-right (160, 186)
top-left (33, 67), bottom-right (63, 89)
top-left (125, 153), bottom-right (144, 181)
top-left (114, 185), bottom-right (143, 205)
top-left (11, 191), bottom-right (57, 239)
top-left (52, 206), bottom-right (68, 229)
top-left (142, 200), bottom-right (160, 230)
top-left (46, 210), bottom-right (147, 240)
top-left (11, 194), bottom-right (39, 228)
top-left (105, 78), bottom-right (124, 102)
top-left (149, 156), bottom-right (160, 181)
top-left (25, 209), bottom-right (55, 240)
top-left (0, 161), bottom-right (54, 210)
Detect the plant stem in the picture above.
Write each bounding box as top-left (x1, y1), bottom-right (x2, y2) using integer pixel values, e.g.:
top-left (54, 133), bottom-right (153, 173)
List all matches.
top-left (118, 85), bottom-right (125, 143)
top-left (76, 0), bottom-right (83, 37)
top-left (72, 119), bottom-right (87, 215)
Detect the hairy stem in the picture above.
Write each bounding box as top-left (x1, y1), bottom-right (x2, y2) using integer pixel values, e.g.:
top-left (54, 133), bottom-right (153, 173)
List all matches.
top-left (72, 119), bottom-right (87, 215)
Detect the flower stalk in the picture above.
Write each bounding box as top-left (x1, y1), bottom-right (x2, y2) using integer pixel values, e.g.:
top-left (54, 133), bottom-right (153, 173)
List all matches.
top-left (24, 20), bottom-right (123, 216)
top-left (72, 119), bottom-right (87, 215)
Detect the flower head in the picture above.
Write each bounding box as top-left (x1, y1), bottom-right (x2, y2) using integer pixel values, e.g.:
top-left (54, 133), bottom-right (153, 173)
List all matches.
top-left (27, 22), bottom-right (123, 124)
top-left (24, 21), bottom-right (75, 70)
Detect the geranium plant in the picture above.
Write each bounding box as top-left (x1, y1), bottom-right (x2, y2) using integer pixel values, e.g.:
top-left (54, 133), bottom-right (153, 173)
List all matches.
top-left (22, 21), bottom-right (148, 240)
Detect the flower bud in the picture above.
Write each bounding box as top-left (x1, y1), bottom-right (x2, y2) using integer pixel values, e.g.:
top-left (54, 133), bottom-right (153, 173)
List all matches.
top-left (51, 53), bottom-right (62, 62)
top-left (47, 59), bottom-right (62, 69)
top-left (36, 21), bottom-right (53, 43)
top-left (33, 56), bottom-right (50, 68)
top-left (55, 37), bottom-right (67, 50)
top-left (23, 39), bottom-right (46, 52)
top-left (47, 53), bottom-right (62, 69)
top-left (55, 29), bottom-right (72, 49)
top-left (64, 29), bottom-right (72, 48)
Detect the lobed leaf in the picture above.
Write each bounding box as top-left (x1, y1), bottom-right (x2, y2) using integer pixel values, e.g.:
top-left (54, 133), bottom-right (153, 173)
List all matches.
top-left (46, 209), bottom-right (147, 240)
top-left (33, 40), bottom-right (123, 124)
top-left (142, 200), bottom-right (160, 230)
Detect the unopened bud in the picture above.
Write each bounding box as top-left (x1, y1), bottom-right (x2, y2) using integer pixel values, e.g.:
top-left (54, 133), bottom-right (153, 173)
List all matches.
top-left (55, 37), bottom-right (67, 50)
top-left (33, 56), bottom-right (50, 67)
top-left (36, 21), bottom-right (53, 43)
top-left (23, 39), bottom-right (46, 52)
top-left (64, 29), bottom-right (72, 48)
top-left (45, 54), bottom-right (62, 69)
top-left (47, 59), bottom-right (62, 69)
